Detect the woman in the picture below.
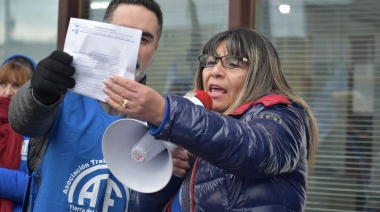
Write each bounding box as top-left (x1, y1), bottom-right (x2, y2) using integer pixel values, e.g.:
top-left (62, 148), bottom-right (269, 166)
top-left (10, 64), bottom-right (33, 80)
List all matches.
top-left (104, 27), bottom-right (318, 211)
top-left (0, 54), bottom-right (35, 212)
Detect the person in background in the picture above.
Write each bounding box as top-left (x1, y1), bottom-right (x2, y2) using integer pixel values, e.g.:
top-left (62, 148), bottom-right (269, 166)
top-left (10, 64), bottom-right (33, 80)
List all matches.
top-left (8, 0), bottom-right (189, 211)
top-left (0, 54), bottom-right (36, 212)
top-left (103, 27), bottom-right (319, 211)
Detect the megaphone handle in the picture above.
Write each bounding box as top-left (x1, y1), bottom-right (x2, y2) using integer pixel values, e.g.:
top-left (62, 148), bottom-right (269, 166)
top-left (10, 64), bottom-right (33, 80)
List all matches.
top-left (163, 141), bottom-right (180, 153)
top-left (132, 132), bottom-right (167, 162)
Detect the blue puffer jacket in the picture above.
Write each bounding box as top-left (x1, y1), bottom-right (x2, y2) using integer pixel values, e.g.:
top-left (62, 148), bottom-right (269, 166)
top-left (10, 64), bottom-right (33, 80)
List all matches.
top-left (129, 94), bottom-right (311, 212)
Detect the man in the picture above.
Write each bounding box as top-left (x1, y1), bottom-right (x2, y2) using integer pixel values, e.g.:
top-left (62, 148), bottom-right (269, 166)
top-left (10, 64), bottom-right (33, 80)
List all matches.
top-left (9, 0), bottom-right (189, 211)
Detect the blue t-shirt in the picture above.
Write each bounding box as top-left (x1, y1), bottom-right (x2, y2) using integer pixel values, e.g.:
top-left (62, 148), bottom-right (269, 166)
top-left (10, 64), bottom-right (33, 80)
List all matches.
top-left (30, 92), bottom-right (129, 212)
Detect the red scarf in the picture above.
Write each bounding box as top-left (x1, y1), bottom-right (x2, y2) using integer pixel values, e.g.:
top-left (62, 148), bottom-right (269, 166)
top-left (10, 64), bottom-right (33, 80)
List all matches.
top-left (0, 97), bottom-right (22, 212)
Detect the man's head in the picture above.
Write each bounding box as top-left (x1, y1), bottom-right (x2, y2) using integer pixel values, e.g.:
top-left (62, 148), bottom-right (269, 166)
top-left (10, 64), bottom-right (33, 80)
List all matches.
top-left (103, 0), bottom-right (163, 82)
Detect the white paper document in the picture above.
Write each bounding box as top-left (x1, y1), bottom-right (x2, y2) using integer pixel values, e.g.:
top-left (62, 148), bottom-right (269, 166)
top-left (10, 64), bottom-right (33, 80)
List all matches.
top-left (63, 18), bottom-right (142, 101)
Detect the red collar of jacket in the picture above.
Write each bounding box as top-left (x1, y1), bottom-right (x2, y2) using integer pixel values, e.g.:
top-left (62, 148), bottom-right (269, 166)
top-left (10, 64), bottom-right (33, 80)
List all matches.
top-left (230, 94), bottom-right (291, 116)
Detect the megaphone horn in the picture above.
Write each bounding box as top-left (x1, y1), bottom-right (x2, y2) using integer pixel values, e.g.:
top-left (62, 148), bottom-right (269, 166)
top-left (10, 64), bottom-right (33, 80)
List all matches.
top-left (102, 119), bottom-right (173, 193)
top-left (102, 90), bottom-right (212, 193)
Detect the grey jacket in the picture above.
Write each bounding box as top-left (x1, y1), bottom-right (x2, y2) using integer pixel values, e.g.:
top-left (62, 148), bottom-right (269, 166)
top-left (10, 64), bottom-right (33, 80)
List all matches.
top-left (9, 78), bottom-right (145, 173)
top-left (9, 81), bottom-right (62, 173)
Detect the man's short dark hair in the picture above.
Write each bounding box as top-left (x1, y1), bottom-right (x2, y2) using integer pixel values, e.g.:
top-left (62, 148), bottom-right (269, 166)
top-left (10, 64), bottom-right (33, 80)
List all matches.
top-left (103, 0), bottom-right (163, 42)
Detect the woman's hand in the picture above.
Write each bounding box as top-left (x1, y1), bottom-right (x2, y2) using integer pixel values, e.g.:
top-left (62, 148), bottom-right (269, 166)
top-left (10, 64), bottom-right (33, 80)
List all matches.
top-left (103, 75), bottom-right (166, 126)
top-left (171, 146), bottom-right (190, 178)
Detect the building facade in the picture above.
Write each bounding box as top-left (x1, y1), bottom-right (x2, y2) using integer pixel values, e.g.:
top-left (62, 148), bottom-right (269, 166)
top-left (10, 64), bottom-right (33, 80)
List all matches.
top-left (1, 0), bottom-right (379, 211)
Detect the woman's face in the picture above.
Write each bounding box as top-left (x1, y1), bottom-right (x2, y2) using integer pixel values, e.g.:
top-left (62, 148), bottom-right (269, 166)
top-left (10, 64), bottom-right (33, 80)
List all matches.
top-left (202, 41), bottom-right (248, 113)
top-left (0, 81), bottom-right (20, 98)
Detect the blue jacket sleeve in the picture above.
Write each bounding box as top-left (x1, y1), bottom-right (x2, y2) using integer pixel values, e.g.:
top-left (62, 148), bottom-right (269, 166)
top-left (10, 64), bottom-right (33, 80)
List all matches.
top-left (149, 96), bottom-right (170, 136)
top-left (155, 95), bottom-right (309, 178)
top-left (0, 168), bottom-right (29, 203)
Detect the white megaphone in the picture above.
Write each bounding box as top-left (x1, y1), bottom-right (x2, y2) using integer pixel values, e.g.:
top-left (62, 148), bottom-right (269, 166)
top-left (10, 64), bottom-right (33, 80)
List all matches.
top-left (102, 90), bottom-right (212, 193)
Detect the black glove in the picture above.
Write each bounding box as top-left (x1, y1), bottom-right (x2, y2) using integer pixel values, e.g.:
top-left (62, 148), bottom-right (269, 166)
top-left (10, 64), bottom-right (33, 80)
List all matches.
top-left (31, 50), bottom-right (76, 105)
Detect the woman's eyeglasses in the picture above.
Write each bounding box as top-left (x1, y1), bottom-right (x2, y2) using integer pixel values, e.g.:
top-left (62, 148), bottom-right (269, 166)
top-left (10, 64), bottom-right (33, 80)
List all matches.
top-left (198, 54), bottom-right (248, 69)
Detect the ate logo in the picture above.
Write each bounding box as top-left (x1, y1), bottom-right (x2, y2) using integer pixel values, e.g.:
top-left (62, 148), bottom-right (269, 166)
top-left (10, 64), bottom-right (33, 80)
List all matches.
top-left (63, 160), bottom-right (129, 211)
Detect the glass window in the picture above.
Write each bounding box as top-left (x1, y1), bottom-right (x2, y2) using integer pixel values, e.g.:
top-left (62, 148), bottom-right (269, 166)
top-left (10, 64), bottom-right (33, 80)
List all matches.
top-left (255, 0), bottom-right (380, 211)
top-left (152, 0), bottom-right (229, 95)
top-left (0, 0), bottom-right (58, 63)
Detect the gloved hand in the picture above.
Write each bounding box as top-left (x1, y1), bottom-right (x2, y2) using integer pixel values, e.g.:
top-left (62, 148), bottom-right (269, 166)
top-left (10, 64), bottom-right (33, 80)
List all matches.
top-left (31, 50), bottom-right (76, 105)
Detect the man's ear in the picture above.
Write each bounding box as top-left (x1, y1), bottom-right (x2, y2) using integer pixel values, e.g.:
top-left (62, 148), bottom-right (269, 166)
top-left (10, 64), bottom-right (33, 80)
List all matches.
top-left (155, 43), bottom-right (159, 51)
